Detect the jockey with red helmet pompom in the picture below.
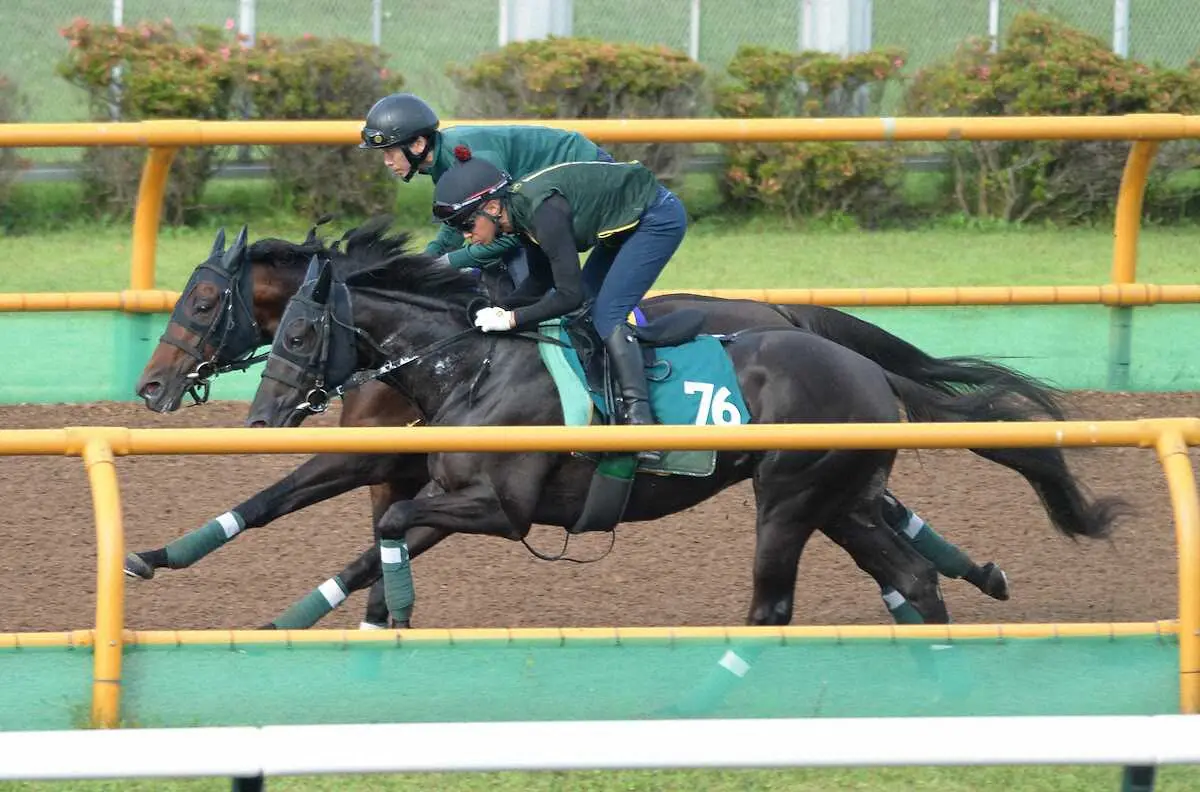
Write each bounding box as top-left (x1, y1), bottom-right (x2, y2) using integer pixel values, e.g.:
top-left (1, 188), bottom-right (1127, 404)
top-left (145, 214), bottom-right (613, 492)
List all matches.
top-left (359, 92), bottom-right (632, 296)
top-left (431, 148), bottom-right (687, 462)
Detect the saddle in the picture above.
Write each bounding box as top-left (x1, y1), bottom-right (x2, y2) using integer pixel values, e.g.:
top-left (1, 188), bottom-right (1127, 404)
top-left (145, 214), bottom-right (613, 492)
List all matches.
top-left (561, 304), bottom-right (706, 421)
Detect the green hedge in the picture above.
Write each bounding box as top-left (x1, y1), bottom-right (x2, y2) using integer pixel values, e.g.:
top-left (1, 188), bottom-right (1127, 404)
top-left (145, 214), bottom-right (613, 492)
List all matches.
top-left (28, 11), bottom-right (1200, 231)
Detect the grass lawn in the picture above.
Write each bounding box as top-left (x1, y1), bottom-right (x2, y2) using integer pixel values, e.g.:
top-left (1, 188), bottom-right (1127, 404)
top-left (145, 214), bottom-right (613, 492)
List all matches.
top-left (3, 764), bottom-right (1200, 792)
top-left (3, 174), bottom-right (1199, 294)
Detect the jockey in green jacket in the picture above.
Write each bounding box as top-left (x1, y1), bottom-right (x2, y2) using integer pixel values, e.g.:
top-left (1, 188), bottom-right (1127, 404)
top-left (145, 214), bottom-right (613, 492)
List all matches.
top-left (359, 92), bottom-right (616, 292)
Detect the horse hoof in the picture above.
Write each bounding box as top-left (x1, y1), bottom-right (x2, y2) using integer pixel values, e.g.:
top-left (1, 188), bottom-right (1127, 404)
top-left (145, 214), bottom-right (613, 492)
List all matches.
top-left (123, 553), bottom-right (155, 581)
top-left (978, 562), bottom-right (1010, 601)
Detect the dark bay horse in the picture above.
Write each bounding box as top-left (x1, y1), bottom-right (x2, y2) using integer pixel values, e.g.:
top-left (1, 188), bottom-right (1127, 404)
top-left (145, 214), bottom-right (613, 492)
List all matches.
top-left (127, 220), bottom-right (1111, 629)
top-left (127, 221), bottom-right (1064, 628)
top-left (235, 234), bottom-right (1122, 627)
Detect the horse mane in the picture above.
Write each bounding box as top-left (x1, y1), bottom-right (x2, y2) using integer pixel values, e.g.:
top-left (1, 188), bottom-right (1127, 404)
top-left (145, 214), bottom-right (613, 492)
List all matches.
top-left (335, 215), bottom-right (483, 307)
top-left (244, 215), bottom-right (482, 307)
top-left (246, 237), bottom-right (327, 270)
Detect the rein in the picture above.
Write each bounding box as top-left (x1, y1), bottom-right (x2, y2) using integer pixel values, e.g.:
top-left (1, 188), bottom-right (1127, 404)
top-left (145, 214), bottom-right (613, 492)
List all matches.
top-left (283, 286), bottom-right (569, 416)
top-left (295, 326), bottom-right (481, 415)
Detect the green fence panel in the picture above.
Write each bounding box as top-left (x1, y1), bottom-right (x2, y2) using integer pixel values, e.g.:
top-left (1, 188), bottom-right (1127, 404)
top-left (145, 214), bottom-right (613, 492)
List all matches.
top-left (2, 305), bottom-right (1197, 404)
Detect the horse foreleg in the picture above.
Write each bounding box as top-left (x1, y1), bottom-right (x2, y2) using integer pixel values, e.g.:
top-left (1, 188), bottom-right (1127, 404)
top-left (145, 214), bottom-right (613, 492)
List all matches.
top-left (376, 479), bottom-right (521, 626)
top-left (124, 452), bottom-right (396, 580)
top-left (268, 524), bottom-right (452, 631)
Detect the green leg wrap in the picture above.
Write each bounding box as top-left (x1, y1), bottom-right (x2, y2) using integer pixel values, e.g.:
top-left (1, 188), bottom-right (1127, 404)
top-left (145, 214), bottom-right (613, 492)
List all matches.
top-left (902, 512), bottom-right (973, 580)
top-left (380, 539), bottom-right (414, 625)
top-left (165, 511), bottom-right (245, 569)
top-left (271, 576), bottom-right (349, 630)
top-left (882, 586), bottom-right (925, 625)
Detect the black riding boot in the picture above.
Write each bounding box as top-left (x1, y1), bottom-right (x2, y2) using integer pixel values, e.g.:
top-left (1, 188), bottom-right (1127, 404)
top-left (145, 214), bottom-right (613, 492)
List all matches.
top-left (604, 324), bottom-right (662, 465)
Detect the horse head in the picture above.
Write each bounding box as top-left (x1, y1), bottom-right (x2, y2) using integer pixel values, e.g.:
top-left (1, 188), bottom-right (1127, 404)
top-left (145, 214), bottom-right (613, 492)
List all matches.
top-left (245, 219), bottom-right (485, 429)
top-left (136, 225), bottom-right (261, 412)
top-left (135, 219), bottom-right (339, 413)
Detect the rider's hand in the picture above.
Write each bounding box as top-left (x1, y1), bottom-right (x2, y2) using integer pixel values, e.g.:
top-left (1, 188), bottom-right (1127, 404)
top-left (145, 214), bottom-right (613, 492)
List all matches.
top-left (473, 306), bottom-right (514, 333)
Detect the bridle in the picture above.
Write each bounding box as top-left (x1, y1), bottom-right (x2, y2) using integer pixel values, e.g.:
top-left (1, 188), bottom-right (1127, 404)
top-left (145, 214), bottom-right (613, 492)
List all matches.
top-left (159, 254), bottom-right (263, 406)
top-left (262, 266), bottom-right (560, 417)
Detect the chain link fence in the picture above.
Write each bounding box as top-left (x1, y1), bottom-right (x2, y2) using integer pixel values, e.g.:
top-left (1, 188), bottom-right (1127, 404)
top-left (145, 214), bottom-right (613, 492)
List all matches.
top-left (4, 1), bottom-right (1199, 124)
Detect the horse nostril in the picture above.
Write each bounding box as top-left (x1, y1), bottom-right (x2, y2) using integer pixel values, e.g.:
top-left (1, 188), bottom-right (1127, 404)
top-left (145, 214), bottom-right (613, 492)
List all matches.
top-left (139, 381), bottom-right (162, 399)
top-left (247, 419), bottom-right (268, 429)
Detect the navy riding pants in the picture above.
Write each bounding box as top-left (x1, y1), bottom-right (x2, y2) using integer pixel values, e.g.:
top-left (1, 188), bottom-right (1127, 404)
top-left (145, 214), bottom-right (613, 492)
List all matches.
top-left (581, 184), bottom-right (687, 338)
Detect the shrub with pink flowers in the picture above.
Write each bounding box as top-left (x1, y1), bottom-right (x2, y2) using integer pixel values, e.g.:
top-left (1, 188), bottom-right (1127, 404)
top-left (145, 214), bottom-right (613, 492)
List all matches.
top-left (904, 10), bottom-right (1200, 223)
top-left (57, 17), bottom-right (405, 223)
top-left (57, 18), bottom-right (245, 223)
top-left (238, 34), bottom-right (405, 217)
top-left (713, 46), bottom-right (909, 223)
top-left (0, 74), bottom-right (30, 213)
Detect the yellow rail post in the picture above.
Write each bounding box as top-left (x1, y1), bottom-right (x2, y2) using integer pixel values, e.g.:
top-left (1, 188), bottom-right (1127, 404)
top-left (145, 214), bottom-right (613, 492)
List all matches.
top-left (82, 437), bottom-right (125, 728)
top-left (129, 146), bottom-right (178, 292)
top-left (1107, 140), bottom-right (1160, 390)
top-left (1156, 429), bottom-right (1200, 714)
top-left (1112, 141), bottom-right (1160, 287)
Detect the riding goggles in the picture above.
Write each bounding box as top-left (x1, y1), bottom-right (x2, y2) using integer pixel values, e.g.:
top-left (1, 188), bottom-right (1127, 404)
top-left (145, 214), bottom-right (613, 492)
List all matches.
top-left (359, 127), bottom-right (409, 149)
top-left (432, 178), bottom-right (511, 232)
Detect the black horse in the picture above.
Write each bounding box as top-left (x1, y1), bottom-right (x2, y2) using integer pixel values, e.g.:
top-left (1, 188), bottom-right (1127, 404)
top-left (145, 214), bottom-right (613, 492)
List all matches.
top-left (127, 220), bottom-right (1069, 628)
top-left (238, 233), bottom-right (1121, 627)
top-left (127, 220), bottom-right (1107, 629)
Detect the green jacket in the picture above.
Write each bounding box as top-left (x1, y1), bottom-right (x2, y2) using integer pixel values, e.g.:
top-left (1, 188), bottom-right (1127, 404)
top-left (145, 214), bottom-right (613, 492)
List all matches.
top-left (507, 161), bottom-right (661, 250)
top-left (423, 125), bottom-right (602, 268)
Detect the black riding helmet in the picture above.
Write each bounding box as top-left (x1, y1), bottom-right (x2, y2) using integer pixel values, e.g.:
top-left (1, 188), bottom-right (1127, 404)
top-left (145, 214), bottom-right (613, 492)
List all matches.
top-left (359, 93), bottom-right (440, 182)
top-left (432, 150), bottom-right (512, 232)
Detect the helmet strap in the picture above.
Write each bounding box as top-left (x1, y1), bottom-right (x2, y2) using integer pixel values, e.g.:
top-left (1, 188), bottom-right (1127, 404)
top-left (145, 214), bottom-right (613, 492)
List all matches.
top-left (400, 132), bottom-right (436, 183)
top-left (479, 202), bottom-right (504, 231)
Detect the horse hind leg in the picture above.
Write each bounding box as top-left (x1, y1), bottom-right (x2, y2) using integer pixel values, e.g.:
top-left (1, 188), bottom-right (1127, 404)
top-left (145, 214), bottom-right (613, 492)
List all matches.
top-left (759, 447), bottom-right (950, 626)
top-left (745, 451), bottom-right (839, 626)
top-left (880, 491), bottom-right (1010, 602)
top-left (827, 491), bottom-right (949, 625)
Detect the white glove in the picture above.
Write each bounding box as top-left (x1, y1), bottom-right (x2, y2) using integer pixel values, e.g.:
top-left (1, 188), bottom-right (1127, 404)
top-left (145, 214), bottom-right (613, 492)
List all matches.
top-left (473, 306), bottom-right (514, 333)
top-left (431, 254), bottom-right (451, 267)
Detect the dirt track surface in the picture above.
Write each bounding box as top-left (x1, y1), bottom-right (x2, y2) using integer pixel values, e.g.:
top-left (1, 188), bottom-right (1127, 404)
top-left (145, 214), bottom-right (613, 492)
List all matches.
top-left (0, 392), bottom-right (1196, 633)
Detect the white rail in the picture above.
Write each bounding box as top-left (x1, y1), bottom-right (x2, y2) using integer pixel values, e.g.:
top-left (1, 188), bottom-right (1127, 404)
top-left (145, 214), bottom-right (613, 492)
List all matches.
top-left (1, 716), bottom-right (1198, 780)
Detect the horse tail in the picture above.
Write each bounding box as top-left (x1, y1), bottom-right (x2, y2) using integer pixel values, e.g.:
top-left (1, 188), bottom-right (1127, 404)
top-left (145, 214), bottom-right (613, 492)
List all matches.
top-left (774, 304), bottom-right (1068, 421)
top-left (882, 372), bottom-right (1130, 540)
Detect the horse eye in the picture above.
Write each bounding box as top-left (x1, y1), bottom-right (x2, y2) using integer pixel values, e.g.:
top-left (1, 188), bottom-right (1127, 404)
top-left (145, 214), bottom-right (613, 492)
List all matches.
top-left (196, 301), bottom-right (213, 312)
top-left (288, 334), bottom-right (304, 347)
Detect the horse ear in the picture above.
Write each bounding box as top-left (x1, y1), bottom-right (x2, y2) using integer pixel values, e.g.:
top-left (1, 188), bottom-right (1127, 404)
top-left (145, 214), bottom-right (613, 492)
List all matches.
top-left (222, 225), bottom-right (248, 269)
top-left (311, 260), bottom-right (333, 305)
top-left (303, 254), bottom-right (321, 284)
top-left (210, 227), bottom-right (226, 259)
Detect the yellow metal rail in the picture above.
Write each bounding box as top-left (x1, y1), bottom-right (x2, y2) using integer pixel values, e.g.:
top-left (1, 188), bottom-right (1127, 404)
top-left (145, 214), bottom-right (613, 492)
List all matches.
top-left (1, 114), bottom-right (1198, 307)
top-left (3, 283), bottom-right (1200, 314)
top-left (0, 418), bottom-right (1196, 723)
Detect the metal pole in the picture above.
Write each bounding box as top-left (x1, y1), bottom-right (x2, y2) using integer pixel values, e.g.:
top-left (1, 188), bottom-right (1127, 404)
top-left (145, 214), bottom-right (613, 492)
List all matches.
top-left (109, 0), bottom-right (124, 121)
top-left (689, 0), bottom-right (700, 61)
top-left (988, 0), bottom-right (1001, 52)
top-left (498, 0), bottom-right (509, 47)
top-left (799, 0), bottom-right (811, 51)
top-left (1120, 765), bottom-right (1157, 791)
top-left (372, 0), bottom-right (383, 47)
top-left (239, 0), bottom-right (256, 47)
top-left (1113, 0), bottom-right (1130, 57)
